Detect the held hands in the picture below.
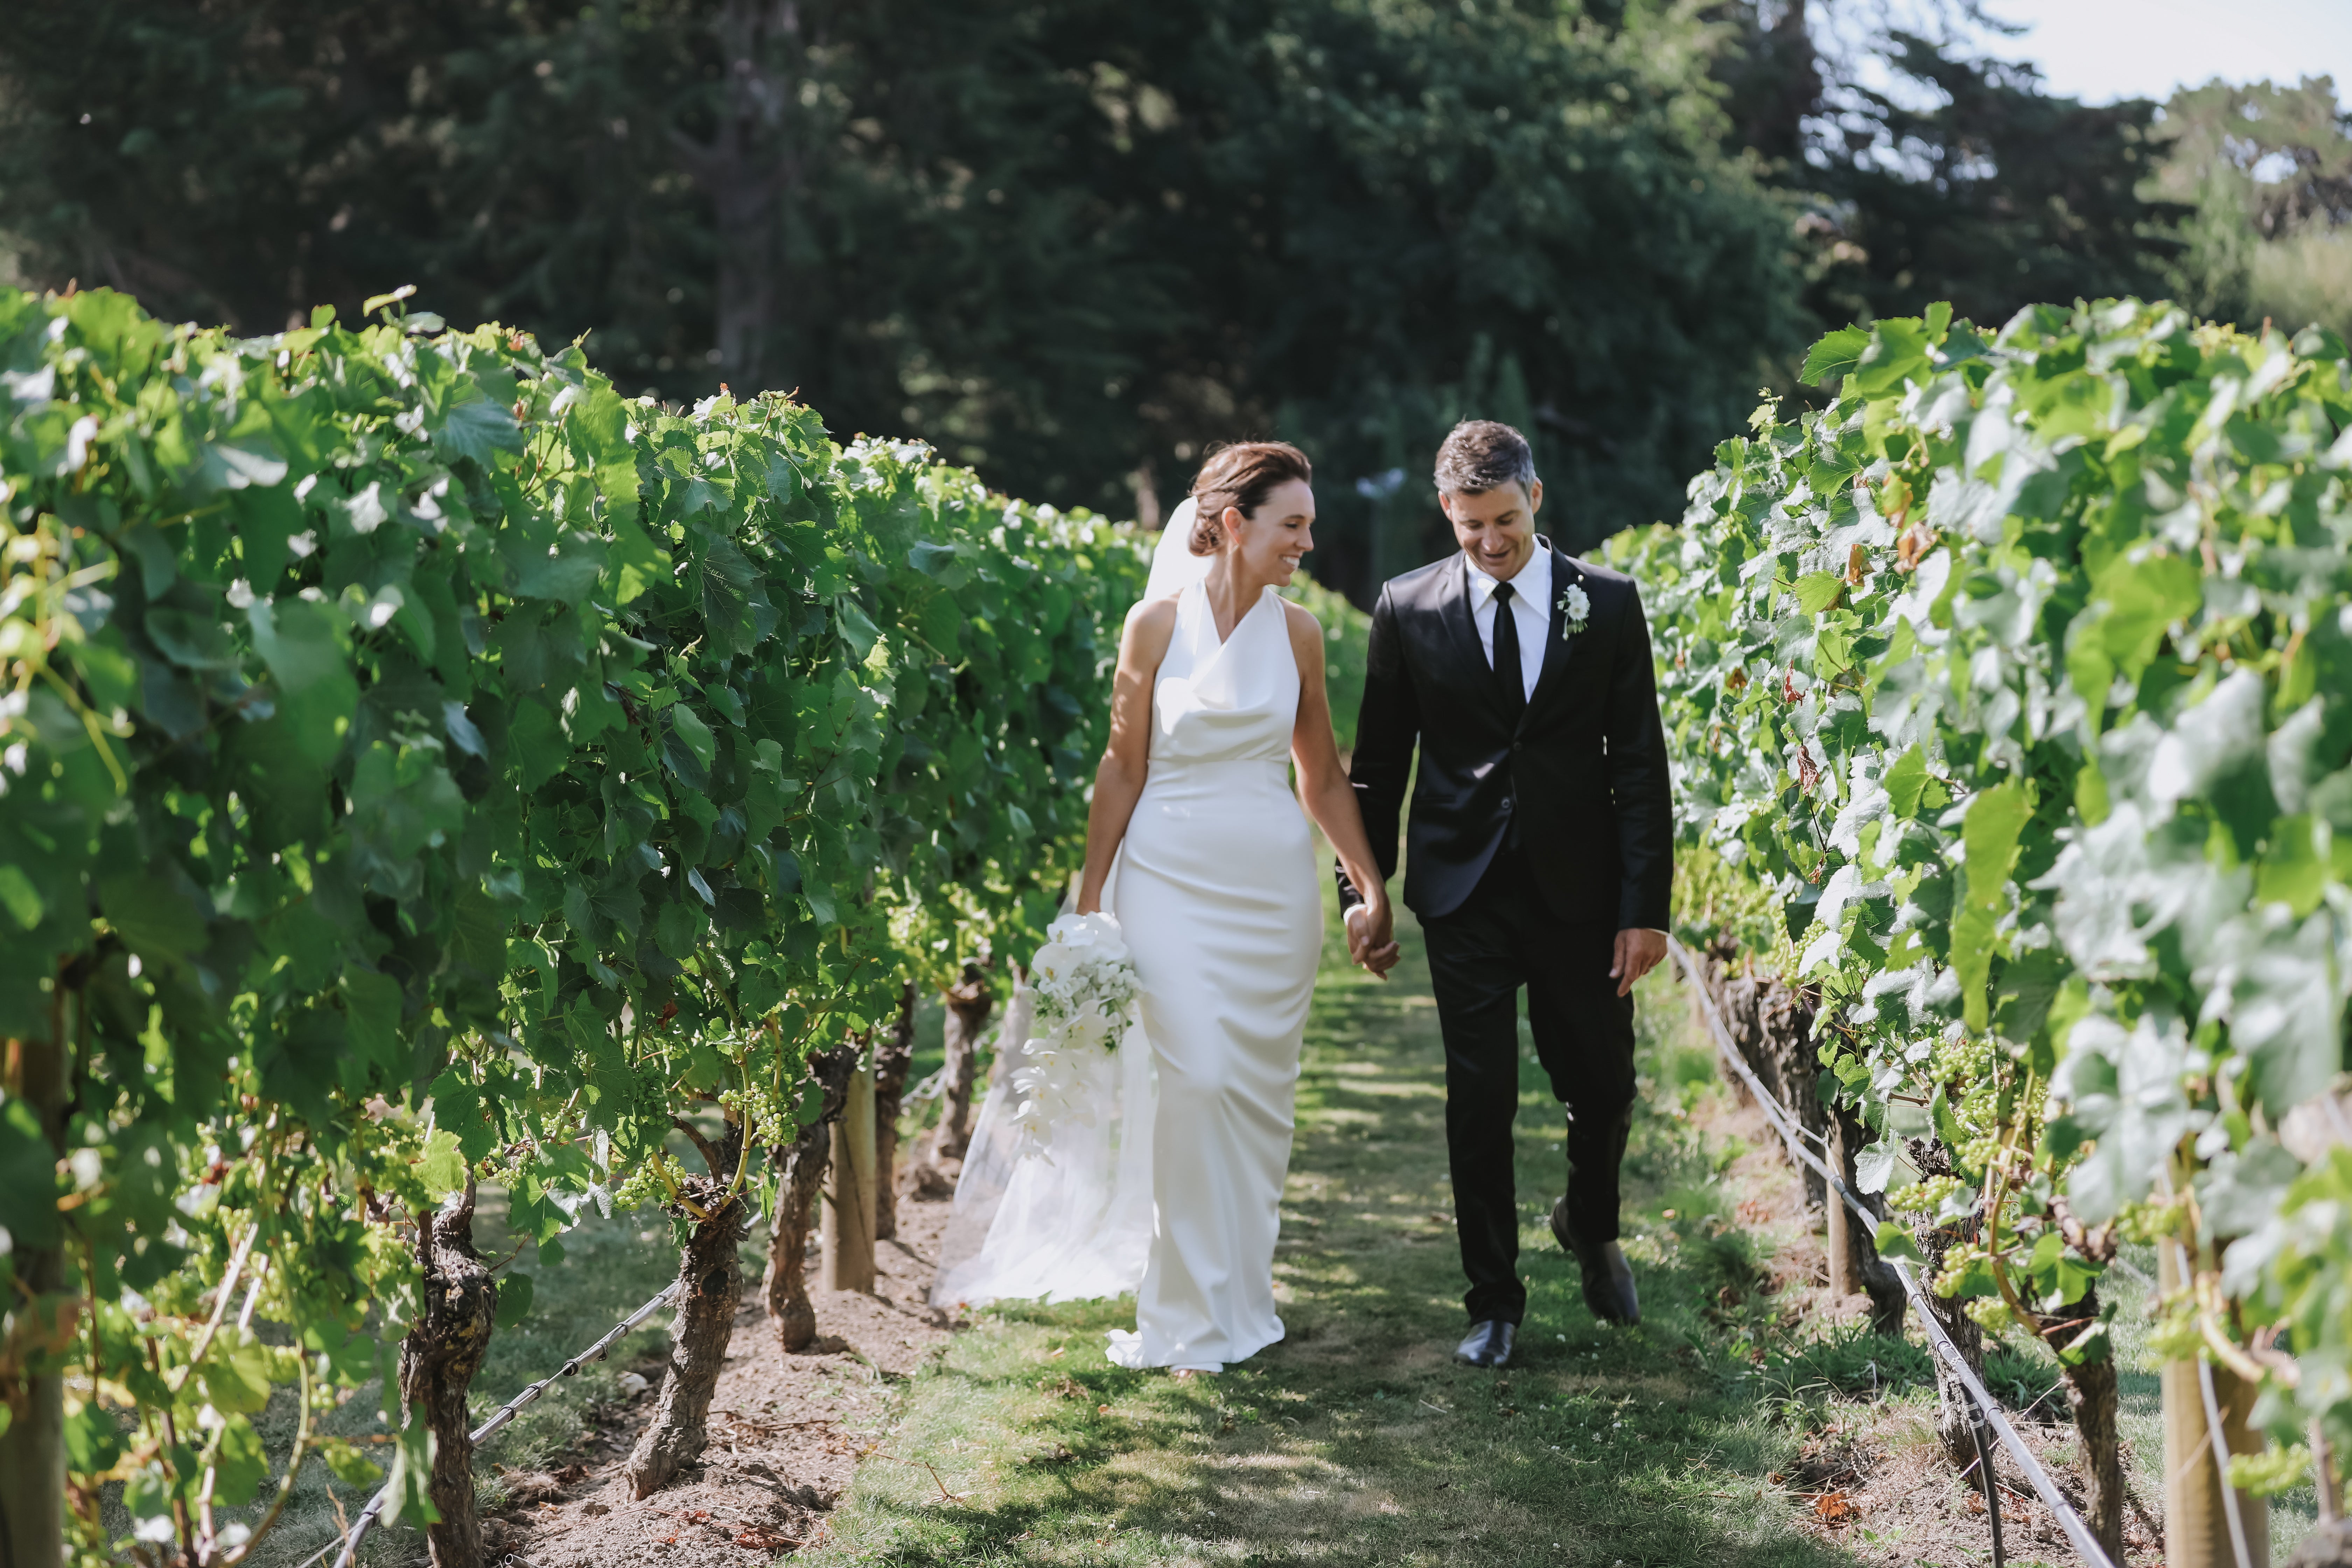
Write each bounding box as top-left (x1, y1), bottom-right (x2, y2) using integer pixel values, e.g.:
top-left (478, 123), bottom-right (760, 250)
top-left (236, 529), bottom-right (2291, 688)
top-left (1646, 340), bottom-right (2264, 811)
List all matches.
top-left (1344, 900), bottom-right (1402, 980)
top-left (1610, 927), bottom-right (1668, 997)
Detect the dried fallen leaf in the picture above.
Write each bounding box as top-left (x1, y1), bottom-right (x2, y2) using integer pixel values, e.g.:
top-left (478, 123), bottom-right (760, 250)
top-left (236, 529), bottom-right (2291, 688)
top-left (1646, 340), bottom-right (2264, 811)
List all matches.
top-left (1813, 1491), bottom-right (1856, 1524)
top-left (736, 1527), bottom-right (798, 1549)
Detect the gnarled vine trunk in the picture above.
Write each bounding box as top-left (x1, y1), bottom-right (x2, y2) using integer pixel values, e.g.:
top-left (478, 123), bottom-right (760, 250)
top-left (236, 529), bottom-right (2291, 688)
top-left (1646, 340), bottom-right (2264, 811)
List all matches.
top-left (764, 1042), bottom-right (860, 1352)
top-left (1906, 1136), bottom-right (1987, 1467)
top-left (1698, 948), bottom-right (1900, 1332)
top-left (400, 1176), bottom-right (498, 1568)
top-left (871, 983), bottom-right (916, 1241)
top-left (1700, 946), bottom-right (1829, 1217)
top-left (626, 1118), bottom-right (747, 1499)
top-left (914, 963), bottom-right (992, 1192)
top-left (2050, 1298), bottom-right (2125, 1563)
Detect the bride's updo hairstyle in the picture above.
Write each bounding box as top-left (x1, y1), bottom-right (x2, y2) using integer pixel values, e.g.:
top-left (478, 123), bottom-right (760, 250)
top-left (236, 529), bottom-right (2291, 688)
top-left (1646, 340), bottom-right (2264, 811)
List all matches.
top-left (1186, 441), bottom-right (1311, 556)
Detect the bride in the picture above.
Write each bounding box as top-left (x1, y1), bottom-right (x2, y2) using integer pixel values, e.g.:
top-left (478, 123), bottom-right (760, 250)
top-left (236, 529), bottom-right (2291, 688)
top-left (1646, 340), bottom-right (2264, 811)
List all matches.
top-left (930, 442), bottom-right (1397, 1377)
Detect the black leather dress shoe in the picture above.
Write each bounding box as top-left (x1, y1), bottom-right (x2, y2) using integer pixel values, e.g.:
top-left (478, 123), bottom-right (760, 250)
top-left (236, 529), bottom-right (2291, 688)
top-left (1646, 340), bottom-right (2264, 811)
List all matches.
top-left (1553, 1198), bottom-right (1641, 1326)
top-left (1455, 1319), bottom-right (1516, 1367)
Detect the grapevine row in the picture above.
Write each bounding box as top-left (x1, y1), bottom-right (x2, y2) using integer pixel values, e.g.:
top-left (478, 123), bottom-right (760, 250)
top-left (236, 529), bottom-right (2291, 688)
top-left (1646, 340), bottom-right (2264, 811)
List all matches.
top-left (1619, 298), bottom-right (2352, 1558)
top-left (0, 284), bottom-right (1151, 1565)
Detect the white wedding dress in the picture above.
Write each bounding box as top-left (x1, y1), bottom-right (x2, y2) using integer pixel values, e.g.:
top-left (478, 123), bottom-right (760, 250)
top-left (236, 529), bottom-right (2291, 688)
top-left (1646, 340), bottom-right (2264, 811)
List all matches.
top-left (1104, 575), bottom-right (1321, 1369)
top-left (933, 509), bottom-right (1321, 1372)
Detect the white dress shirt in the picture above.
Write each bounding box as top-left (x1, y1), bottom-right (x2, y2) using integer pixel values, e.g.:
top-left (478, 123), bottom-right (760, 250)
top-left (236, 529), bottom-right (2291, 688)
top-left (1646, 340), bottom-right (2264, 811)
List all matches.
top-left (1465, 545), bottom-right (1551, 703)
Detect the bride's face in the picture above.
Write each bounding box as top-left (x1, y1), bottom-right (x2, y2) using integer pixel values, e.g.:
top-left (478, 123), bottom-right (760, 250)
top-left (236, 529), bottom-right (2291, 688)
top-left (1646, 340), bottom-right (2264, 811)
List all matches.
top-left (1222, 478), bottom-right (1316, 586)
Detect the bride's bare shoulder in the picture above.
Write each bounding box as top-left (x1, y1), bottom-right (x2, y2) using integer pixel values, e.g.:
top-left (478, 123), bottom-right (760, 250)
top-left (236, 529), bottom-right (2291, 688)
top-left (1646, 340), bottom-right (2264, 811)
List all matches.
top-left (1278, 597), bottom-right (1328, 667)
top-left (1121, 593), bottom-right (1181, 661)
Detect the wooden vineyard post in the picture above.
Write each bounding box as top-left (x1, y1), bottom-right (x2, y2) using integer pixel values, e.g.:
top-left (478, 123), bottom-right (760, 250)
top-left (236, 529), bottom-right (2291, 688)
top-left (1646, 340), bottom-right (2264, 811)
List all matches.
top-left (2161, 1241), bottom-right (2269, 1567)
top-left (1823, 1110), bottom-right (1905, 1334)
top-left (822, 1061), bottom-right (877, 1293)
top-left (1825, 1114), bottom-right (1864, 1296)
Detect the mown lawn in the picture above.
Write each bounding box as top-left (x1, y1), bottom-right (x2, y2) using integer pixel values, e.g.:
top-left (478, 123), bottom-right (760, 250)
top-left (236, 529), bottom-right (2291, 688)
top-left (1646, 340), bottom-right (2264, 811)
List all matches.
top-left (804, 895), bottom-right (1860, 1568)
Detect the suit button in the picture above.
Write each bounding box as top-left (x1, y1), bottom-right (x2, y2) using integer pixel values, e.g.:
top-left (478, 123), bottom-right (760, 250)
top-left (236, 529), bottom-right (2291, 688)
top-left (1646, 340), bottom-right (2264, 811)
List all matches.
top-left (1513, 741), bottom-right (1523, 752)
top-left (1501, 797), bottom-right (1514, 812)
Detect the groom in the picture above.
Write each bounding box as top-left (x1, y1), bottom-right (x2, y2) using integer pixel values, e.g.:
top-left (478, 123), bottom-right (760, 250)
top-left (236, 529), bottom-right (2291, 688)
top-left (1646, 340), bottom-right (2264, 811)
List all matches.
top-left (1338, 420), bottom-right (1673, 1370)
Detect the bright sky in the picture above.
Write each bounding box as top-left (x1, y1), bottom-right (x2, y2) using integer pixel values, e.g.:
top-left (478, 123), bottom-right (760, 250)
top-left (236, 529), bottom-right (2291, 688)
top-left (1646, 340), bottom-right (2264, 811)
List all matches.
top-left (1977, 0), bottom-right (2352, 105)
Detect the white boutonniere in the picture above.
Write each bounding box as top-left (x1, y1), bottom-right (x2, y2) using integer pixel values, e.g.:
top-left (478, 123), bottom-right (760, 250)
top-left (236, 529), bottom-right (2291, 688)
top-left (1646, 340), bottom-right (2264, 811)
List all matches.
top-left (1559, 582), bottom-right (1591, 639)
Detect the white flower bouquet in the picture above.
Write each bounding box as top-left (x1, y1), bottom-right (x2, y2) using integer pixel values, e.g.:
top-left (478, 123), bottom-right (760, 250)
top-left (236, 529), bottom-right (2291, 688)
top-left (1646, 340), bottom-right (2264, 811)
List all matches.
top-left (1009, 913), bottom-right (1142, 1160)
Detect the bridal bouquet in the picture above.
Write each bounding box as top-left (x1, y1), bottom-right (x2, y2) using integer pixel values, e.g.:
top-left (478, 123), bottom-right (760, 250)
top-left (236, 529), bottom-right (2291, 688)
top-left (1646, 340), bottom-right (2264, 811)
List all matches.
top-left (1008, 913), bottom-right (1142, 1160)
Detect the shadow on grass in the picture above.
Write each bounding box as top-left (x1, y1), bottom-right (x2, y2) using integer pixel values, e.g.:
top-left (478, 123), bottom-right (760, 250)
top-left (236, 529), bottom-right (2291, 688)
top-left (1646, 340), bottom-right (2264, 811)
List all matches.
top-left (809, 898), bottom-right (1860, 1568)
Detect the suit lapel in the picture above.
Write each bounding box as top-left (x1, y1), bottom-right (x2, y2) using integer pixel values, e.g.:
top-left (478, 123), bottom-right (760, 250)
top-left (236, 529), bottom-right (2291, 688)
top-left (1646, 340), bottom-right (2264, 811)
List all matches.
top-left (1520, 544), bottom-right (1581, 727)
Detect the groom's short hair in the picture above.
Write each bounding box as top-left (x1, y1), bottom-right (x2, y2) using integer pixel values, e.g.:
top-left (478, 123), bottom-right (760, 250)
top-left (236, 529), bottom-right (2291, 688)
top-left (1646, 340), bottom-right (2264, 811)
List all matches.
top-left (1434, 420), bottom-right (1536, 496)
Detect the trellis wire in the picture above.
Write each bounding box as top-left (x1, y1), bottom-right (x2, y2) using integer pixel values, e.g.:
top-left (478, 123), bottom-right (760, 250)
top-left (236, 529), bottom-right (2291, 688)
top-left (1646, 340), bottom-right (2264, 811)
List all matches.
top-left (323, 1278), bottom-right (683, 1568)
top-left (1668, 937), bottom-right (2120, 1568)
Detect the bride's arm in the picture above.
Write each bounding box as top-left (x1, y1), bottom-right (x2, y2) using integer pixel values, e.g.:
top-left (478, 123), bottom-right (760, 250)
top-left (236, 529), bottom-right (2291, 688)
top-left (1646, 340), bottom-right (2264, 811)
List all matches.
top-left (1075, 597), bottom-right (1178, 916)
top-left (1283, 604), bottom-right (1397, 973)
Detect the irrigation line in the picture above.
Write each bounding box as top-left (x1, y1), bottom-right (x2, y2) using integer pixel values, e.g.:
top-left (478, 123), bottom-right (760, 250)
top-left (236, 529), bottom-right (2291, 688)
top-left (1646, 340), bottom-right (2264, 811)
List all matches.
top-left (1667, 938), bottom-right (2119, 1568)
top-left (327, 1278), bottom-right (683, 1568)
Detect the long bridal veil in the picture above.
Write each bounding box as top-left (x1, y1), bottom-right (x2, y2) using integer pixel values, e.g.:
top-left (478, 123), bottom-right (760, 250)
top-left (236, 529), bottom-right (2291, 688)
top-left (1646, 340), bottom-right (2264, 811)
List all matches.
top-left (1143, 497), bottom-right (1216, 602)
top-left (927, 502), bottom-right (1207, 1308)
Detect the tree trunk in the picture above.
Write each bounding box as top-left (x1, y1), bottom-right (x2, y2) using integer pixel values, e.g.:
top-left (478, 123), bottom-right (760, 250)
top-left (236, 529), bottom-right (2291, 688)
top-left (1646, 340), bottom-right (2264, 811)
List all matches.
top-left (0, 981), bottom-right (74, 1568)
top-left (764, 1043), bottom-right (859, 1353)
top-left (2161, 1241), bottom-right (2270, 1568)
top-left (915, 963), bottom-right (992, 1189)
top-left (665, 0), bottom-right (815, 391)
top-left (399, 1177), bottom-right (498, 1568)
top-left (871, 982), bottom-right (916, 1242)
top-left (821, 1065), bottom-right (876, 1293)
top-left (1906, 1136), bottom-right (1986, 1468)
top-left (625, 1122), bottom-right (747, 1500)
top-left (1827, 1105), bottom-right (1905, 1336)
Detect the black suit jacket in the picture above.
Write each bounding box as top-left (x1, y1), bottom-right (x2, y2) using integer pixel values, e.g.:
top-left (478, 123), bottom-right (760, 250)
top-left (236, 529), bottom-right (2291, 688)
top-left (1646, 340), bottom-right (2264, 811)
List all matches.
top-left (1338, 541), bottom-right (1673, 930)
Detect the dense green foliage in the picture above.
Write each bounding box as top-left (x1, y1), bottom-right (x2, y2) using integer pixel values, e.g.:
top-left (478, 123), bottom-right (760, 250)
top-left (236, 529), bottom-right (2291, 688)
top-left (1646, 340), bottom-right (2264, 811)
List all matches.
top-left (6, 5), bottom-right (2337, 607)
top-left (1619, 299), bottom-right (2352, 1458)
top-left (0, 0), bottom-right (1814, 582)
top-left (1792, 34), bottom-right (2183, 333)
top-left (2154, 77), bottom-right (2352, 342)
top-left (0, 283), bottom-right (1144, 1562)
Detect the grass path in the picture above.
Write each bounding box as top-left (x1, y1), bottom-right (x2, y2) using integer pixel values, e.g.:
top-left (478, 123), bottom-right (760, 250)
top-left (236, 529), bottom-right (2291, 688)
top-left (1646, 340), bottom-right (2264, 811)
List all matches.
top-left (804, 899), bottom-right (1857, 1568)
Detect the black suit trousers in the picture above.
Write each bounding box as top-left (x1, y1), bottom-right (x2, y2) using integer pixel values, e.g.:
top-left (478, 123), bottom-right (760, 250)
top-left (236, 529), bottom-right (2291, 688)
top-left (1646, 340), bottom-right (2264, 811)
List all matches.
top-left (1423, 852), bottom-right (1637, 1326)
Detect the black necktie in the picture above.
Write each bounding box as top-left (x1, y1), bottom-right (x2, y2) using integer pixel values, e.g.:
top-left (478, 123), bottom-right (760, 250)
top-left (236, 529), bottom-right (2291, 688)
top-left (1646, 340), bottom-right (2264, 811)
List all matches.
top-left (1490, 581), bottom-right (1525, 721)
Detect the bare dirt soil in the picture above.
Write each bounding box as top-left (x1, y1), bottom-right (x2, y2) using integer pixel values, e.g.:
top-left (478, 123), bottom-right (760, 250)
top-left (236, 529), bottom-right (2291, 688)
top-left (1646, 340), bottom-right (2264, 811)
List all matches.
top-left (480, 1186), bottom-right (957, 1565)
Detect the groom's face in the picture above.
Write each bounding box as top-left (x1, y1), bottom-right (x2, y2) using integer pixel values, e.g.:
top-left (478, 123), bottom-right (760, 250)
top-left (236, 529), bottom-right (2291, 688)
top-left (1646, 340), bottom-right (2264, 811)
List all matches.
top-left (1440, 480), bottom-right (1543, 581)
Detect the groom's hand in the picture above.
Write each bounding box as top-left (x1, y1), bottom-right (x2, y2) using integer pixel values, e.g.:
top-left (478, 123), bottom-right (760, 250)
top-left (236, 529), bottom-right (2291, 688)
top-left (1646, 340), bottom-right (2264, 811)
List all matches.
top-left (1611, 928), bottom-right (1668, 997)
top-left (1345, 905), bottom-right (1401, 980)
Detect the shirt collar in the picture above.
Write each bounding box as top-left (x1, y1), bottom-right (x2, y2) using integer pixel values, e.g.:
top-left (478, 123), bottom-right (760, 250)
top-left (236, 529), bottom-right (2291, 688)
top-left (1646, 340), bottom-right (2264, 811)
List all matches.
top-left (1463, 540), bottom-right (1553, 606)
